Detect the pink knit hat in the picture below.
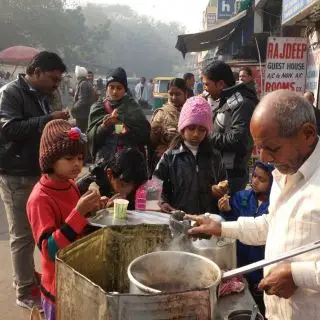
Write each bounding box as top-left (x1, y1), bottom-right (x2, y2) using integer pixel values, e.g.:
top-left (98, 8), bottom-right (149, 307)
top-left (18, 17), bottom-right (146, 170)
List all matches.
top-left (178, 96), bottom-right (213, 133)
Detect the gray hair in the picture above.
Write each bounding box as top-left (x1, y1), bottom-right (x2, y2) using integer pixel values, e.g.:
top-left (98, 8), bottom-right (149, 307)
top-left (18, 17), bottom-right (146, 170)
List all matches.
top-left (261, 91), bottom-right (316, 137)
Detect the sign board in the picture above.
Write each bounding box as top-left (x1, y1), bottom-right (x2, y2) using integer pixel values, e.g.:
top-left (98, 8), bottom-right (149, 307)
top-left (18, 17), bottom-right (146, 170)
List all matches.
top-left (218, 0), bottom-right (235, 19)
top-left (264, 37), bottom-right (308, 94)
top-left (207, 12), bottom-right (217, 29)
top-left (305, 47), bottom-right (320, 108)
top-left (282, 0), bottom-right (314, 25)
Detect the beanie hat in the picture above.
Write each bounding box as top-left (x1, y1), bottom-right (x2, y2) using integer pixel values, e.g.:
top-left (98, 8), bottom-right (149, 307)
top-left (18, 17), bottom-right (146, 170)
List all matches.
top-left (178, 96), bottom-right (213, 133)
top-left (39, 120), bottom-right (87, 172)
top-left (106, 67), bottom-right (128, 91)
top-left (75, 65), bottom-right (88, 79)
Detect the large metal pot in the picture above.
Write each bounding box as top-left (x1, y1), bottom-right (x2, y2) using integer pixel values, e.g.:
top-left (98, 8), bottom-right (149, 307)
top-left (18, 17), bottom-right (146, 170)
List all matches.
top-left (192, 237), bottom-right (237, 270)
top-left (128, 251), bottom-right (222, 319)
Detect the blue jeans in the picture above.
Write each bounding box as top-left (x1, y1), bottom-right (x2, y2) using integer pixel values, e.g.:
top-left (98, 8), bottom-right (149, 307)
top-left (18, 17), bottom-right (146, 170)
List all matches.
top-left (0, 175), bottom-right (38, 298)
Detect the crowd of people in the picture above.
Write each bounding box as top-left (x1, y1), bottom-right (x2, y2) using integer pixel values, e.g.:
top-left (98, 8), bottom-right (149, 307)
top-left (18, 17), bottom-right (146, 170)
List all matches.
top-left (0, 50), bottom-right (319, 320)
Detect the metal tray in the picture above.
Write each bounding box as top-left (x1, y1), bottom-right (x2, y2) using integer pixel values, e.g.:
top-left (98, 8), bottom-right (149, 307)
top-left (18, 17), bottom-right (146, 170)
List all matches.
top-left (88, 209), bottom-right (170, 227)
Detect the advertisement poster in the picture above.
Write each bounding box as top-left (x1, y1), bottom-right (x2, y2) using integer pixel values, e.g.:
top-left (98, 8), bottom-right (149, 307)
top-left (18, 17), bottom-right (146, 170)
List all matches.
top-left (305, 47), bottom-right (320, 108)
top-left (217, 0), bottom-right (235, 19)
top-left (282, 0), bottom-right (315, 25)
top-left (264, 37), bottom-right (308, 94)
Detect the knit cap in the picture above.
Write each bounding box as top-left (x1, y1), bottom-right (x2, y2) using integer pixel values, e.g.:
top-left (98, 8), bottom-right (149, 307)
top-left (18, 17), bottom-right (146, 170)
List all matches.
top-left (178, 96), bottom-right (213, 133)
top-left (75, 65), bottom-right (88, 79)
top-left (106, 67), bottom-right (128, 91)
top-left (39, 120), bottom-right (87, 172)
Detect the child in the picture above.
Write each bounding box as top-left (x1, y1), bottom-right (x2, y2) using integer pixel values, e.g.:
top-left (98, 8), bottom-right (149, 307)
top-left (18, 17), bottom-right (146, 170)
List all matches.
top-left (96, 148), bottom-right (148, 209)
top-left (154, 96), bottom-right (226, 214)
top-left (218, 160), bottom-right (274, 316)
top-left (27, 120), bottom-right (107, 320)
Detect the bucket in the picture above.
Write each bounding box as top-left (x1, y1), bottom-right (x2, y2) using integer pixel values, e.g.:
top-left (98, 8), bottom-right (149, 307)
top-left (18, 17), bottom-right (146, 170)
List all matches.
top-left (128, 251), bottom-right (222, 318)
top-left (228, 310), bottom-right (264, 320)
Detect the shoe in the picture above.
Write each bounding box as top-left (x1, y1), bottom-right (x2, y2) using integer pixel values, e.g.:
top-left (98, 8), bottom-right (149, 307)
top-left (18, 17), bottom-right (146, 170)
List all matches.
top-left (12, 271), bottom-right (42, 289)
top-left (16, 285), bottom-right (42, 311)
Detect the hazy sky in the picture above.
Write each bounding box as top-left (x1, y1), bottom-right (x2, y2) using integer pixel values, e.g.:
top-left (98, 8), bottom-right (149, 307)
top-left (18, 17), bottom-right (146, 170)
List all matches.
top-left (85, 0), bottom-right (209, 32)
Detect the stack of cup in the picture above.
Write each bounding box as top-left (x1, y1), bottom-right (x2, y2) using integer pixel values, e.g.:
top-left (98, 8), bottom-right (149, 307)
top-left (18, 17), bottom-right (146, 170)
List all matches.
top-left (114, 199), bottom-right (129, 219)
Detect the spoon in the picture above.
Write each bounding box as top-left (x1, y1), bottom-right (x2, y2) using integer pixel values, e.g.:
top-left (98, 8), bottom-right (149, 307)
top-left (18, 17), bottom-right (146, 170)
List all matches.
top-left (250, 304), bottom-right (259, 320)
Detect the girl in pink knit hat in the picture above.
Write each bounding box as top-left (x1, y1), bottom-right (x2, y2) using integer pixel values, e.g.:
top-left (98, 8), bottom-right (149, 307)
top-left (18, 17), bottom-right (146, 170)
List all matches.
top-left (153, 96), bottom-right (227, 214)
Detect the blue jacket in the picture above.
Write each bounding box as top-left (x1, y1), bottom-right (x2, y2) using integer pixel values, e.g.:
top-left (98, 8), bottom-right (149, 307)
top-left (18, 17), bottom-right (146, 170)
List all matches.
top-left (220, 189), bottom-right (269, 283)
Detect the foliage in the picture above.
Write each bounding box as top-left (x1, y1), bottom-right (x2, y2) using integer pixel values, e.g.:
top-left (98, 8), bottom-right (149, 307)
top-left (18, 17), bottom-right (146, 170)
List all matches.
top-left (0, 1), bottom-right (185, 77)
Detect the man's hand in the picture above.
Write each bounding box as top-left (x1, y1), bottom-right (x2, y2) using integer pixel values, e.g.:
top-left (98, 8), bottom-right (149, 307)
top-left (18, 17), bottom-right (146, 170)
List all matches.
top-left (258, 263), bottom-right (297, 299)
top-left (212, 185), bottom-right (227, 198)
top-left (160, 202), bottom-right (176, 213)
top-left (218, 195), bottom-right (231, 212)
top-left (51, 111), bottom-right (70, 120)
top-left (185, 214), bottom-right (222, 237)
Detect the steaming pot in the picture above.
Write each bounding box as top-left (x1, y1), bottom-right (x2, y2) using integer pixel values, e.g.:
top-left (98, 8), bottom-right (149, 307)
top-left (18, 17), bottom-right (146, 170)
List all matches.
top-left (128, 251), bottom-right (222, 319)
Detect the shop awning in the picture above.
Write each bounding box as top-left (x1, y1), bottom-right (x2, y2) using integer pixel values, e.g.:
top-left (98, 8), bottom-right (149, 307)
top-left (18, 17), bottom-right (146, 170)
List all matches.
top-left (175, 10), bottom-right (248, 58)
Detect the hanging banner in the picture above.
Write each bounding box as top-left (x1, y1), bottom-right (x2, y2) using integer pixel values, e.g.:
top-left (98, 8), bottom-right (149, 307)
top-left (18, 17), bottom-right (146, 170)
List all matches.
top-left (264, 37), bottom-right (308, 94)
top-left (305, 47), bottom-right (320, 108)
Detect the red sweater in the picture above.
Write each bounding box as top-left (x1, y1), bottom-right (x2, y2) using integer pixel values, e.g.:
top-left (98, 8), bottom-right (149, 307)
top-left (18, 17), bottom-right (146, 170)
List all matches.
top-left (27, 175), bottom-right (88, 303)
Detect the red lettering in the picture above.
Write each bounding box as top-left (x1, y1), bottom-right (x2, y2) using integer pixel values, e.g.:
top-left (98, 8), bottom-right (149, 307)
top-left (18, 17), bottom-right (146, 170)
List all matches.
top-left (301, 44), bottom-right (307, 59)
top-left (267, 43), bottom-right (274, 59)
top-left (292, 43), bottom-right (297, 59)
top-left (274, 43), bottom-right (279, 59)
top-left (265, 82), bottom-right (296, 92)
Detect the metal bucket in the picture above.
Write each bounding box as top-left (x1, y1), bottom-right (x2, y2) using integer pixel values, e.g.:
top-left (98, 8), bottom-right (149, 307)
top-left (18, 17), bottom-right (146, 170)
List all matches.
top-left (192, 237), bottom-right (237, 270)
top-left (128, 251), bottom-right (222, 319)
top-left (228, 310), bottom-right (264, 320)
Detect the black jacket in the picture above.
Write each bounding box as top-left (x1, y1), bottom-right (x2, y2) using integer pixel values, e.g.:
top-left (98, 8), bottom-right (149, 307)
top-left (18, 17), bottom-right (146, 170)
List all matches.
top-left (209, 83), bottom-right (259, 171)
top-left (154, 139), bottom-right (227, 214)
top-left (0, 75), bottom-right (53, 175)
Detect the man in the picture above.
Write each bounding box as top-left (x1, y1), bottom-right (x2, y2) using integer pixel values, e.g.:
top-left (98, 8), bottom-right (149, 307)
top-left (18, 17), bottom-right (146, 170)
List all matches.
top-left (87, 70), bottom-right (94, 85)
top-left (304, 91), bottom-right (320, 134)
top-left (183, 72), bottom-right (195, 98)
top-left (71, 65), bottom-right (96, 132)
top-left (0, 51), bottom-right (69, 309)
top-left (135, 76), bottom-right (149, 108)
top-left (188, 90), bottom-right (320, 320)
top-left (239, 66), bottom-right (257, 94)
top-left (202, 61), bottom-right (259, 195)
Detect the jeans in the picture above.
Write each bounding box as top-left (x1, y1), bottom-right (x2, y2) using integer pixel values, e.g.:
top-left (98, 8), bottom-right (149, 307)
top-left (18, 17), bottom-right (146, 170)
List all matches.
top-left (0, 175), bottom-right (38, 298)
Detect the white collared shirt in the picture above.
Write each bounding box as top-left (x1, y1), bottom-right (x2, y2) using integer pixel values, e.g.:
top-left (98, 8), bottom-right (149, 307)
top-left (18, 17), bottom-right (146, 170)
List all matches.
top-left (222, 140), bottom-right (320, 320)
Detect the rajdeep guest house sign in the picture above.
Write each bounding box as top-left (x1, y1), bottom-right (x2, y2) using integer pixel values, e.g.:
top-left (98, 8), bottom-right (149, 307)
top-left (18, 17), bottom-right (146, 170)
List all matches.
top-left (264, 37), bottom-right (308, 94)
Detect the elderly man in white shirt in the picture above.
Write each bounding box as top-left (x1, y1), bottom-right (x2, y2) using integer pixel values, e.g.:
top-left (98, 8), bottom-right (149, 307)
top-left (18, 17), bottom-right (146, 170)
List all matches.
top-left (187, 89), bottom-right (320, 320)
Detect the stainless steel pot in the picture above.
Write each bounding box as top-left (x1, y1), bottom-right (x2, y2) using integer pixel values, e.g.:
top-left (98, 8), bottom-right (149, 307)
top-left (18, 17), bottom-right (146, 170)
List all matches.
top-left (128, 241), bottom-right (320, 319)
top-left (128, 251), bottom-right (222, 319)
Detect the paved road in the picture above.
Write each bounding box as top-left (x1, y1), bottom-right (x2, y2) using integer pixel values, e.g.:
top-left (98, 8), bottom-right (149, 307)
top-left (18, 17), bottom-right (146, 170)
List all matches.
top-left (0, 199), bottom-right (36, 319)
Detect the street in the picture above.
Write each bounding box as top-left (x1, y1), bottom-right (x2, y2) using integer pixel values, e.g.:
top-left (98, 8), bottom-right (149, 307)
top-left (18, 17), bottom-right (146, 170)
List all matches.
top-left (0, 198), bottom-right (40, 319)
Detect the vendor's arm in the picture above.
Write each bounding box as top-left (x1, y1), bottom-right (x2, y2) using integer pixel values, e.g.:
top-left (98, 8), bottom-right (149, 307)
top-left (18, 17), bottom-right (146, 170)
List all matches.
top-left (291, 260), bottom-right (320, 291)
top-left (222, 214), bottom-right (269, 245)
top-left (187, 212), bottom-right (270, 246)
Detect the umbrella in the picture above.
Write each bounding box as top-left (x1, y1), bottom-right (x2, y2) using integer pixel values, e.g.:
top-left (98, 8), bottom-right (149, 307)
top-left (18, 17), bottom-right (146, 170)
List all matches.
top-left (0, 46), bottom-right (40, 63)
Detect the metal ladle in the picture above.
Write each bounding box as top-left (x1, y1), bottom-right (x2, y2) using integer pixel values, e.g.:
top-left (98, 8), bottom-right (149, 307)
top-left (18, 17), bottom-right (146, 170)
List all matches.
top-left (250, 304), bottom-right (259, 320)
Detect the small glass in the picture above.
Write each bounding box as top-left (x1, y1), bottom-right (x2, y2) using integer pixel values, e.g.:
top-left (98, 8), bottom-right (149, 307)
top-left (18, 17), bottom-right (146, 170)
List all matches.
top-left (113, 199), bottom-right (129, 219)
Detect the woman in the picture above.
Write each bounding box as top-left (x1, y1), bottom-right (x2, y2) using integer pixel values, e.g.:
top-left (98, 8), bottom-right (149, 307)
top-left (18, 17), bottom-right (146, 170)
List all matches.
top-left (87, 67), bottom-right (151, 163)
top-left (149, 78), bottom-right (188, 173)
